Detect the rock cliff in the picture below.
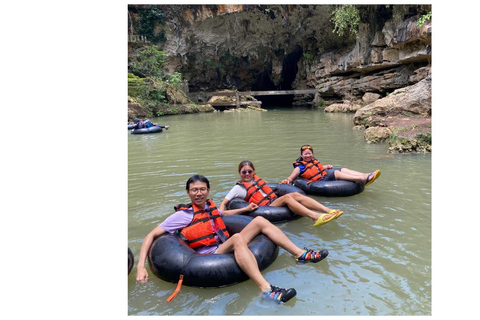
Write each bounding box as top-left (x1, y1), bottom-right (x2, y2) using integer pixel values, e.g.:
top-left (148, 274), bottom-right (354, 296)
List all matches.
top-left (128, 4), bottom-right (431, 152)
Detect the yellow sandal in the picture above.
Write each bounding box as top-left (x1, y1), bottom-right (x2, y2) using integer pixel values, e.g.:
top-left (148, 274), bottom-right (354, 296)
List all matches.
top-left (314, 211), bottom-right (336, 227)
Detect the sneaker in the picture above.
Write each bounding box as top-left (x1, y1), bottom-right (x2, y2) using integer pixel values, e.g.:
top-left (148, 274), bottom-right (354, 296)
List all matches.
top-left (296, 248), bottom-right (329, 264)
top-left (263, 285), bottom-right (297, 303)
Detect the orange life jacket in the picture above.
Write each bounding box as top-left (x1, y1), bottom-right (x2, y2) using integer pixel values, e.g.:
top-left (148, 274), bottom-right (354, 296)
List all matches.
top-left (175, 199), bottom-right (230, 249)
top-left (237, 174), bottom-right (277, 206)
top-left (293, 157), bottom-right (327, 184)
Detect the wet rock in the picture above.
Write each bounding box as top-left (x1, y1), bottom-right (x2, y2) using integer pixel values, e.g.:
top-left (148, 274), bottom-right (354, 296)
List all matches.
top-left (364, 127), bottom-right (392, 143)
top-left (324, 100), bottom-right (361, 113)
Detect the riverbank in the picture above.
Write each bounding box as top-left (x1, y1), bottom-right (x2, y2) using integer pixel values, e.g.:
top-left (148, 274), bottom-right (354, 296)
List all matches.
top-left (323, 74), bottom-right (431, 153)
top-left (128, 97), bottom-right (215, 119)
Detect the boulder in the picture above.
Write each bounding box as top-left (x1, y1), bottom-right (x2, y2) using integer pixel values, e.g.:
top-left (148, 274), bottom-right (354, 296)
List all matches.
top-left (325, 100), bottom-right (361, 113)
top-left (362, 92), bottom-right (381, 105)
top-left (354, 75), bottom-right (431, 126)
top-left (364, 127), bottom-right (392, 143)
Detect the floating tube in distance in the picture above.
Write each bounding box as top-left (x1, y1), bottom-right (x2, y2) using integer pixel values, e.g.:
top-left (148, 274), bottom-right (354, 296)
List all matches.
top-left (148, 215), bottom-right (278, 287)
top-left (293, 169), bottom-right (364, 197)
top-left (131, 125), bottom-right (163, 134)
top-left (227, 183), bottom-right (305, 223)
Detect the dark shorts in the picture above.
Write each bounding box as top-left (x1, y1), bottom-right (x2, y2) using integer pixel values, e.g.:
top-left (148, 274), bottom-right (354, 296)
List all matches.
top-left (319, 169), bottom-right (337, 181)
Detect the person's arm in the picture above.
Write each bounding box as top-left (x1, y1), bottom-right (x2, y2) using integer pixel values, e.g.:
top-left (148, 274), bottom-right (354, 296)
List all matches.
top-left (222, 202), bottom-right (258, 216)
top-left (282, 167), bottom-right (301, 184)
top-left (136, 226), bottom-right (166, 283)
top-left (219, 185), bottom-right (246, 211)
top-left (219, 197), bottom-right (230, 211)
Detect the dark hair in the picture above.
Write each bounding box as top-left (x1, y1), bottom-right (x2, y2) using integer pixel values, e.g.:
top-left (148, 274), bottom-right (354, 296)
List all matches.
top-left (186, 174), bottom-right (210, 190)
top-left (300, 144), bottom-right (314, 155)
top-left (238, 160), bottom-right (255, 173)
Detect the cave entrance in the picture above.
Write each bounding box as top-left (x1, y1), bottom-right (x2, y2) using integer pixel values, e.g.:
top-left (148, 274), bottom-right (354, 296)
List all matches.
top-left (251, 45), bottom-right (303, 107)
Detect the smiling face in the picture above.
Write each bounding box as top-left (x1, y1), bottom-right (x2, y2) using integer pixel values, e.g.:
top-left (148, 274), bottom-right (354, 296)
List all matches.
top-left (187, 180), bottom-right (210, 207)
top-left (239, 164), bottom-right (255, 182)
top-left (301, 148), bottom-right (314, 162)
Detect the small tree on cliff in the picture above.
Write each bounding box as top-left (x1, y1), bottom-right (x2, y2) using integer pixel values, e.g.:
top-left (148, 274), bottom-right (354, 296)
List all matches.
top-left (129, 45), bottom-right (167, 79)
top-left (331, 5), bottom-right (360, 37)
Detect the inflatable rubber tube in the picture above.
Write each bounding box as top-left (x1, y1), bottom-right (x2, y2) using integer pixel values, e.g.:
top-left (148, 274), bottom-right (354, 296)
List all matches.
top-left (293, 169), bottom-right (364, 197)
top-left (147, 215), bottom-right (278, 288)
top-left (128, 248), bottom-right (134, 275)
top-left (226, 183), bottom-right (305, 224)
top-left (128, 124), bottom-right (135, 130)
top-left (131, 125), bottom-right (163, 134)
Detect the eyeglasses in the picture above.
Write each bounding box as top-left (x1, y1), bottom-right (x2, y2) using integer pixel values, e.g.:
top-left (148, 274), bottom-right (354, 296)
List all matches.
top-left (190, 187), bottom-right (208, 193)
top-left (301, 145), bottom-right (313, 150)
top-left (241, 170), bottom-right (253, 175)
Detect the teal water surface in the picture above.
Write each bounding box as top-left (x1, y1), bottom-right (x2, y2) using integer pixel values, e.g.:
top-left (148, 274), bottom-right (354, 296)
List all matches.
top-left (128, 108), bottom-right (431, 315)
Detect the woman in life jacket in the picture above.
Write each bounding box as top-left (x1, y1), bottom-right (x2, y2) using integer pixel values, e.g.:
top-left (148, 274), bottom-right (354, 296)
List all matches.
top-left (135, 175), bottom-right (330, 304)
top-left (281, 145), bottom-right (381, 187)
top-left (219, 160), bottom-right (343, 227)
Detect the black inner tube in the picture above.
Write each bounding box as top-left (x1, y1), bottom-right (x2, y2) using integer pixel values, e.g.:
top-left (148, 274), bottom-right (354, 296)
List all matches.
top-left (147, 215), bottom-right (279, 287)
top-left (227, 183), bottom-right (305, 223)
top-left (128, 248), bottom-right (134, 275)
top-left (293, 177), bottom-right (365, 197)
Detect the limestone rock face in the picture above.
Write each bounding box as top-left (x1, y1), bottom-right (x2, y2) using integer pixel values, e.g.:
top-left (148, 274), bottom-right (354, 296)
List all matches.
top-left (354, 74), bottom-right (431, 125)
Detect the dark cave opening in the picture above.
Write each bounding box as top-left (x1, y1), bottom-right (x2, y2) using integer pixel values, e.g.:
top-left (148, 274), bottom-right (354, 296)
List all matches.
top-left (251, 45), bottom-right (304, 107)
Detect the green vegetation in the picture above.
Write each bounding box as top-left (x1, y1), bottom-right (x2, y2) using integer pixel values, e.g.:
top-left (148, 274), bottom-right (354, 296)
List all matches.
top-left (136, 7), bottom-right (167, 43)
top-left (302, 52), bottom-right (316, 65)
top-left (417, 11), bottom-right (431, 27)
top-left (165, 72), bottom-right (183, 88)
top-left (130, 45), bottom-right (167, 79)
top-left (128, 45), bottom-right (199, 117)
top-left (331, 5), bottom-right (360, 37)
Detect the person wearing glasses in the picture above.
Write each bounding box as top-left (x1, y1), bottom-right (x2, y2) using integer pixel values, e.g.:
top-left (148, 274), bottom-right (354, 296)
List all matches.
top-left (219, 160), bottom-right (343, 227)
top-left (136, 174), bottom-right (329, 303)
top-left (281, 144), bottom-right (381, 186)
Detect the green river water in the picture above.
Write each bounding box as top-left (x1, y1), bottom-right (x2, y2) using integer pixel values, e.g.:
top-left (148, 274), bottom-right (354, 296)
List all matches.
top-left (127, 108), bottom-right (431, 315)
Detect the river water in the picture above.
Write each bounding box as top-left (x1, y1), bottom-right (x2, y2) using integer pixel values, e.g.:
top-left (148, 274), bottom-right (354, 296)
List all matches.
top-left (128, 108), bottom-right (431, 316)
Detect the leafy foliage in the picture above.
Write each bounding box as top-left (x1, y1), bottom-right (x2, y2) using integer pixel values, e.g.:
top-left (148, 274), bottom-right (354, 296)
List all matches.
top-left (417, 11), bottom-right (431, 27)
top-left (331, 5), bottom-right (360, 37)
top-left (165, 72), bottom-right (183, 88)
top-left (137, 7), bottom-right (167, 43)
top-left (130, 45), bottom-right (167, 79)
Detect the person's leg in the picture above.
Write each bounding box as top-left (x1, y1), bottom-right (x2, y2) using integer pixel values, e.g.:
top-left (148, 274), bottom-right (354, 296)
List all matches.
top-left (216, 233), bottom-right (271, 292)
top-left (218, 216), bottom-right (329, 261)
top-left (334, 168), bottom-right (368, 182)
top-left (288, 192), bottom-right (333, 213)
top-left (270, 193), bottom-right (337, 223)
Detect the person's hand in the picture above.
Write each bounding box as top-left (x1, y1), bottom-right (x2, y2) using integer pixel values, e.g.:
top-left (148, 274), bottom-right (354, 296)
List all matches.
top-left (246, 203), bottom-right (259, 211)
top-left (136, 266), bottom-right (149, 283)
top-left (281, 178), bottom-right (291, 184)
top-left (326, 165), bottom-right (333, 169)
